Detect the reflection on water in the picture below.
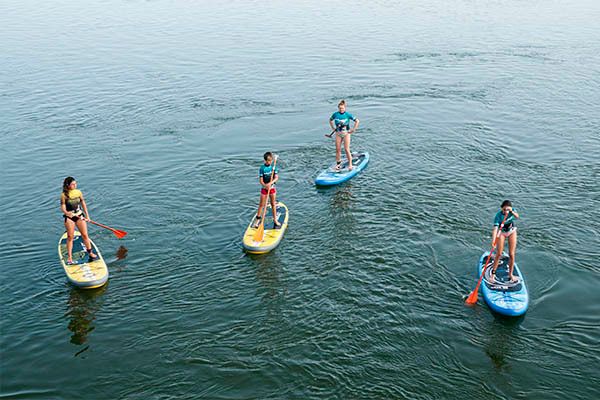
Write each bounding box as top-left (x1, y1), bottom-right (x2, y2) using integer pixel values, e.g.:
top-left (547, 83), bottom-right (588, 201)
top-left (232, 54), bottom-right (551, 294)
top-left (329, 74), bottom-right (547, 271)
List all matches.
top-left (248, 252), bottom-right (287, 319)
top-left (330, 183), bottom-right (356, 211)
top-left (111, 245), bottom-right (129, 273)
top-left (115, 246), bottom-right (128, 261)
top-left (66, 284), bottom-right (108, 355)
top-left (484, 315), bottom-right (525, 370)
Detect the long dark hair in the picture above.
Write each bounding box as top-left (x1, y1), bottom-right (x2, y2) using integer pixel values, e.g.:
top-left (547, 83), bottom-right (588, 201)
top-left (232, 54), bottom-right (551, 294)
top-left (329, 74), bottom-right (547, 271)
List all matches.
top-left (63, 176), bottom-right (75, 198)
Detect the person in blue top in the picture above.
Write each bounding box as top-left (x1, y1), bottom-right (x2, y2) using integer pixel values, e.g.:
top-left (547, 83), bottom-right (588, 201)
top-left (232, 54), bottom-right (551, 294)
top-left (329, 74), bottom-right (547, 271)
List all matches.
top-left (491, 200), bottom-right (521, 282)
top-left (329, 100), bottom-right (360, 171)
top-left (253, 152), bottom-right (281, 228)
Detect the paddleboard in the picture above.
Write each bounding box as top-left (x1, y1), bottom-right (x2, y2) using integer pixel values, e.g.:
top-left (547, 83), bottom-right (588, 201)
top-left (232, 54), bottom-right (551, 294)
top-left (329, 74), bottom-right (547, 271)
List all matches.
top-left (315, 152), bottom-right (369, 186)
top-left (242, 202), bottom-right (289, 254)
top-left (478, 252), bottom-right (529, 316)
top-left (58, 231), bottom-right (108, 289)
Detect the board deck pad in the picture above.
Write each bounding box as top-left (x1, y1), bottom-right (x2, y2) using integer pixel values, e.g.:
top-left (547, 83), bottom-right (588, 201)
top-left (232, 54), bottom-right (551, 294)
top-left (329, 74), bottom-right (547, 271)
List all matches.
top-left (328, 153), bottom-right (367, 172)
top-left (483, 256), bottom-right (523, 292)
top-left (253, 205), bottom-right (286, 228)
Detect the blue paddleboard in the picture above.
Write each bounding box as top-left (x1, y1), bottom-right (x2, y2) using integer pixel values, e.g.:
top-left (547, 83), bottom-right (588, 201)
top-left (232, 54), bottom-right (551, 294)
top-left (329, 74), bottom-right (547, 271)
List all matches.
top-left (477, 252), bottom-right (529, 317)
top-left (315, 152), bottom-right (369, 186)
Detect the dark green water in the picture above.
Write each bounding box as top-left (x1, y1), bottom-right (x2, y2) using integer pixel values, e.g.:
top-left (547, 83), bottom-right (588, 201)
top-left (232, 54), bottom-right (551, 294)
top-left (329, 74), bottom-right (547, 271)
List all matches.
top-left (1, 0), bottom-right (599, 398)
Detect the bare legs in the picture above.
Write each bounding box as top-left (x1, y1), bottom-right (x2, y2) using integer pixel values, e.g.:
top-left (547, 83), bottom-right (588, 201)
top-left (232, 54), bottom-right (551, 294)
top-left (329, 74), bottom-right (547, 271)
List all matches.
top-left (255, 191), bottom-right (279, 227)
top-left (491, 231), bottom-right (518, 282)
top-left (64, 218), bottom-right (75, 263)
top-left (335, 133), bottom-right (353, 170)
top-left (64, 217), bottom-right (97, 263)
top-left (344, 134), bottom-right (353, 170)
top-left (270, 191), bottom-right (280, 227)
top-left (507, 230), bottom-right (518, 281)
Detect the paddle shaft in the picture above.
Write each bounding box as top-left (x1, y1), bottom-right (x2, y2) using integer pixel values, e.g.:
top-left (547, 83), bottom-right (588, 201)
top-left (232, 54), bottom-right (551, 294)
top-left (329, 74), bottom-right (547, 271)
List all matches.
top-left (325, 128), bottom-right (357, 138)
top-left (87, 219), bottom-right (128, 238)
top-left (466, 213), bottom-right (509, 304)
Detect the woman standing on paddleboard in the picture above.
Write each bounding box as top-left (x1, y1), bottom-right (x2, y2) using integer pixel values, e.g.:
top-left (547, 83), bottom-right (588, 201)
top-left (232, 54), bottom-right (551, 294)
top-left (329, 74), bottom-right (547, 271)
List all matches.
top-left (491, 200), bottom-right (520, 282)
top-left (60, 177), bottom-right (98, 264)
top-left (329, 100), bottom-right (359, 171)
top-left (253, 152), bottom-right (281, 229)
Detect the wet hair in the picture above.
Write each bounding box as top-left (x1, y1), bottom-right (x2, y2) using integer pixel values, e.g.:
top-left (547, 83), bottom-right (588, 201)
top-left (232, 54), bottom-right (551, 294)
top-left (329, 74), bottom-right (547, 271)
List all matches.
top-left (263, 152), bottom-right (272, 161)
top-left (62, 176), bottom-right (75, 199)
top-left (338, 99), bottom-right (346, 107)
top-left (501, 200), bottom-right (512, 208)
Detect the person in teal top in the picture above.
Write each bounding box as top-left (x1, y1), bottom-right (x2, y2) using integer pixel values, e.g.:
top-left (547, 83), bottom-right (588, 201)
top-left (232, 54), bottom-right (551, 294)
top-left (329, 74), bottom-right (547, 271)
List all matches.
top-left (253, 152), bottom-right (281, 228)
top-left (491, 200), bottom-right (521, 282)
top-left (329, 99), bottom-right (360, 171)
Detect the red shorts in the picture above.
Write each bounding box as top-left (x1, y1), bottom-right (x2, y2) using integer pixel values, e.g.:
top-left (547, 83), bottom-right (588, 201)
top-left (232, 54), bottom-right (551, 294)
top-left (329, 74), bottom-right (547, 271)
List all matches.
top-left (261, 187), bottom-right (276, 195)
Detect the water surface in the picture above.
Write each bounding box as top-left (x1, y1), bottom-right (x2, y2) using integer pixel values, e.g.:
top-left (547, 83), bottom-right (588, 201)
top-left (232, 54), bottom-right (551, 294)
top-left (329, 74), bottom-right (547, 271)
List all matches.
top-left (1, 0), bottom-right (599, 398)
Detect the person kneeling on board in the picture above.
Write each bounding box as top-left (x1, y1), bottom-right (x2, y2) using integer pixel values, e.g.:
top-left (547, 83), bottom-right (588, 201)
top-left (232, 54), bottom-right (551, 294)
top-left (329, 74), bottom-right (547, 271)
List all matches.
top-left (253, 152), bottom-right (281, 229)
top-left (491, 200), bottom-right (520, 283)
top-left (60, 176), bottom-right (98, 264)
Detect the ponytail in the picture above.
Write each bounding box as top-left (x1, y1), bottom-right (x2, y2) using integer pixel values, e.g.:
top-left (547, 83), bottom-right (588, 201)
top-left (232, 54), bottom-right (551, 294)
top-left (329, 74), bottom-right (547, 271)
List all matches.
top-left (63, 176), bottom-right (75, 199)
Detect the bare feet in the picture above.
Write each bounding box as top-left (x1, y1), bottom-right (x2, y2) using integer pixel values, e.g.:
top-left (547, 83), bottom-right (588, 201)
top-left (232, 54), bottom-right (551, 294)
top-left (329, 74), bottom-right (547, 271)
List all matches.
top-left (509, 275), bottom-right (519, 283)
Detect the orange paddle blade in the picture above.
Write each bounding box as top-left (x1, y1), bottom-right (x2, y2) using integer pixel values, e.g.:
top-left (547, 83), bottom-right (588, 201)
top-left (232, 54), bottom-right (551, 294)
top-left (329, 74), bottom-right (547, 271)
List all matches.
top-left (112, 229), bottom-right (128, 239)
top-left (253, 222), bottom-right (265, 242)
top-left (465, 289), bottom-right (479, 305)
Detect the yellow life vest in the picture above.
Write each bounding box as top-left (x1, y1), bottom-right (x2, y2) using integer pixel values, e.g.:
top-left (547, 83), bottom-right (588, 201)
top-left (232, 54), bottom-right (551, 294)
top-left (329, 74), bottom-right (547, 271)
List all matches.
top-left (62, 189), bottom-right (83, 212)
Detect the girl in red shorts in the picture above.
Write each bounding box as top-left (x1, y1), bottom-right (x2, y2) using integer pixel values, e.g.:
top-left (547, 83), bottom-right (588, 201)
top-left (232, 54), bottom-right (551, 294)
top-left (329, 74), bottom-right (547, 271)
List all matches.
top-left (253, 152), bottom-right (281, 228)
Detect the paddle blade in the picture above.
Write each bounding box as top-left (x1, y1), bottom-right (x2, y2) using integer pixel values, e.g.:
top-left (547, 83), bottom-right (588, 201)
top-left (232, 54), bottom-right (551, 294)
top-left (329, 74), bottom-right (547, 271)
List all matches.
top-left (113, 229), bottom-right (128, 239)
top-left (253, 223), bottom-right (265, 242)
top-left (465, 288), bottom-right (479, 305)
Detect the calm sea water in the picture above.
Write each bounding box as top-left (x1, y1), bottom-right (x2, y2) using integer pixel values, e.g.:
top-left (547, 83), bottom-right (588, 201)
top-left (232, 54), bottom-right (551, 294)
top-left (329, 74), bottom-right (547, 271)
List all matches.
top-left (1, 0), bottom-right (599, 398)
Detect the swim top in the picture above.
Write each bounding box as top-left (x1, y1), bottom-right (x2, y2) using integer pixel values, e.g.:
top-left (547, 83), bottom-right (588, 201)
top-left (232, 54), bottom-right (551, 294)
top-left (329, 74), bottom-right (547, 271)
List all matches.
top-left (494, 209), bottom-right (518, 232)
top-left (62, 189), bottom-right (82, 212)
top-left (259, 163), bottom-right (279, 185)
top-left (330, 111), bottom-right (357, 131)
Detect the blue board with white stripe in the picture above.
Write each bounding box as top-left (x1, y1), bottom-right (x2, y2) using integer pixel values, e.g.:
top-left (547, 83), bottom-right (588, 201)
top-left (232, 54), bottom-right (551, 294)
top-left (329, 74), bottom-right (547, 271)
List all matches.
top-left (315, 152), bottom-right (369, 186)
top-left (478, 252), bottom-right (529, 317)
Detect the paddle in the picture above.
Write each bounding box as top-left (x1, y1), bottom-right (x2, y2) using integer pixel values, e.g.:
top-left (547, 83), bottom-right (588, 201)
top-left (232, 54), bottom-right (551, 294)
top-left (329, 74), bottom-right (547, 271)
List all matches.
top-left (253, 155), bottom-right (278, 242)
top-left (465, 212), bottom-right (509, 305)
top-left (87, 219), bottom-right (128, 239)
top-left (325, 128), bottom-right (357, 138)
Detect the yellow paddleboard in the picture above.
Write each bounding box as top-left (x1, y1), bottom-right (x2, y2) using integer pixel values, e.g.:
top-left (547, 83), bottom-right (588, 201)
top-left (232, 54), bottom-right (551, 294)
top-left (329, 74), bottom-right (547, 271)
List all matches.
top-left (242, 202), bottom-right (289, 254)
top-left (58, 231), bottom-right (108, 289)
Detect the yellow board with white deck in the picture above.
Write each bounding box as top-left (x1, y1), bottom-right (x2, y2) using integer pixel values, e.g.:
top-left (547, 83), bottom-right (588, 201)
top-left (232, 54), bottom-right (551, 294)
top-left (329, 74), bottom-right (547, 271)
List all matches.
top-left (58, 231), bottom-right (108, 289)
top-left (242, 202), bottom-right (289, 254)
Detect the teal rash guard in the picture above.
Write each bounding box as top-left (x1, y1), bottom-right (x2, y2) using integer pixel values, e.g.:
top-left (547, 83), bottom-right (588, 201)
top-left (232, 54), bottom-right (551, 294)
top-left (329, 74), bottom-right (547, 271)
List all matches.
top-left (259, 163), bottom-right (278, 184)
top-left (493, 210), bottom-right (518, 232)
top-left (330, 111), bottom-right (357, 131)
